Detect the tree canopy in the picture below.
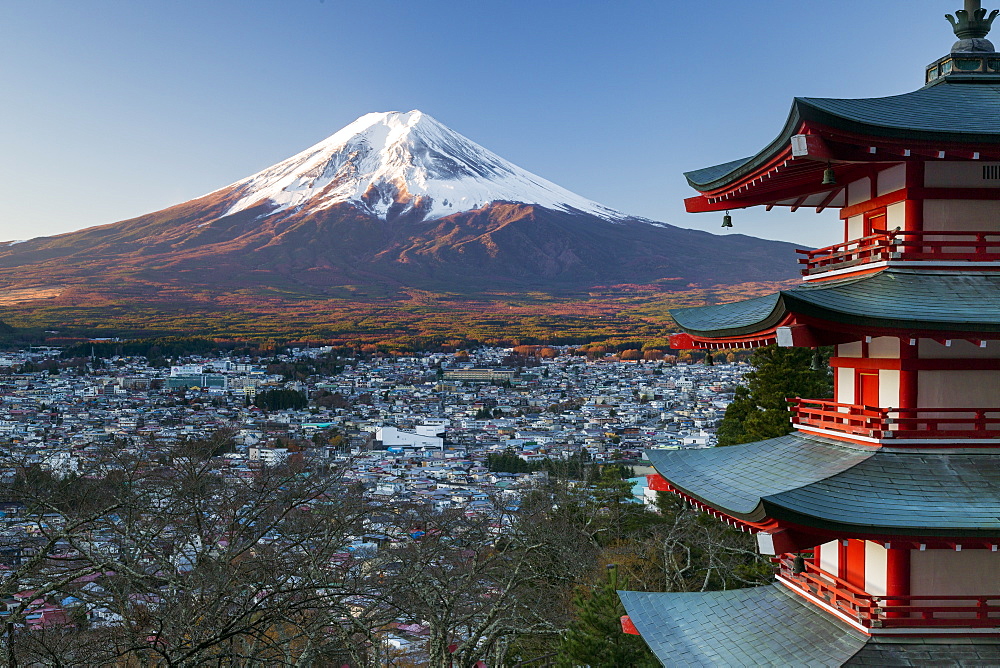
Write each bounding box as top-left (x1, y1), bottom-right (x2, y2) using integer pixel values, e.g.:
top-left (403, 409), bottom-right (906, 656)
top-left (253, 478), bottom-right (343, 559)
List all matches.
top-left (716, 345), bottom-right (832, 446)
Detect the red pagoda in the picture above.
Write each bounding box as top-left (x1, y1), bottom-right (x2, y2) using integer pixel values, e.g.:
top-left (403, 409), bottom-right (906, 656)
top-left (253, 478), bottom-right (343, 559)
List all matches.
top-left (619, 2), bottom-right (1000, 664)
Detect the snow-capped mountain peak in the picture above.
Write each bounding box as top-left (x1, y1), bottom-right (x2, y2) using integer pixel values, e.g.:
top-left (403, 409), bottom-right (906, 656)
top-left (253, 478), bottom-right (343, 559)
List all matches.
top-left (221, 110), bottom-right (627, 221)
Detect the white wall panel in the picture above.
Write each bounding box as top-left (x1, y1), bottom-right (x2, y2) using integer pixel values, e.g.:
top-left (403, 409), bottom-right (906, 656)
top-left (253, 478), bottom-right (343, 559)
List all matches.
top-left (847, 177), bottom-right (872, 207)
top-left (877, 164), bottom-right (906, 196)
top-left (865, 541), bottom-right (888, 596)
top-left (911, 549), bottom-right (1000, 596)
top-left (925, 162), bottom-right (1000, 188)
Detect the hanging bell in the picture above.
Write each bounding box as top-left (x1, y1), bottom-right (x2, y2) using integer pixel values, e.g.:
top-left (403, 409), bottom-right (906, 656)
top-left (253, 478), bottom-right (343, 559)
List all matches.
top-left (810, 348), bottom-right (822, 371)
top-left (721, 211), bottom-right (733, 228)
top-left (822, 163), bottom-right (837, 186)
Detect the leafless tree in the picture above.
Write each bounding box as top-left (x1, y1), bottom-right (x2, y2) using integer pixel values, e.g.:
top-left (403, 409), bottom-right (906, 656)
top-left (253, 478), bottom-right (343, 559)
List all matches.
top-left (3, 440), bottom-right (373, 666)
top-left (372, 489), bottom-right (596, 668)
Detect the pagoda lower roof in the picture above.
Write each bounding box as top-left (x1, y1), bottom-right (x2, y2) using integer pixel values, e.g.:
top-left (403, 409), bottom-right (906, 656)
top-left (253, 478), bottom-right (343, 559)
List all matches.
top-left (685, 80), bottom-right (1000, 193)
top-left (670, 268), bottom-right (1000, 339)
top-left (619, 584), bottom-right (1000, 667)
top-left (646, 433), bottom-right (1000, 536)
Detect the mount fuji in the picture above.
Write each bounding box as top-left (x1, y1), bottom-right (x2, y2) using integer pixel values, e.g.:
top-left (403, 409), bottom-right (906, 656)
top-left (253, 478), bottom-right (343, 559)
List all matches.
top-left (220, 110), bottom-right (627, 224)
top-left (0, 110), bottom-right (799, 339)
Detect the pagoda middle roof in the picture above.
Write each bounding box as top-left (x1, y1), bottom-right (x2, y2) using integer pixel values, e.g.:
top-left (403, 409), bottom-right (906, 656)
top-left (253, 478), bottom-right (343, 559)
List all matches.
top-left (686, 81), bottom-right (1000, 193)
top-left (646, 433), bottom-right (1000, 536)
top-left (670, 268), bottom-right (1000, 339)
top-left (619, 584), bottom-right (1000, 667)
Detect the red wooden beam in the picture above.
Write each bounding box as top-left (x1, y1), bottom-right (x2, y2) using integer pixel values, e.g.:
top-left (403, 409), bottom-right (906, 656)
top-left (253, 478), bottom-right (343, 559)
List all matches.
top-left (646, 474), bottom-right (671, 492)
top-left (789, 195), bottom-right (809, 212)
top-left (815, 187), bottom-right (844, 213)
top-left (790, 133), bottom-right (834, 161)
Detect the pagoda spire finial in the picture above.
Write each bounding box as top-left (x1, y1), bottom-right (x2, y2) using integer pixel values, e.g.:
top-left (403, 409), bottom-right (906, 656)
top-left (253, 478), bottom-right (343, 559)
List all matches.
top-left (946, 0), bottom-right (999, 51)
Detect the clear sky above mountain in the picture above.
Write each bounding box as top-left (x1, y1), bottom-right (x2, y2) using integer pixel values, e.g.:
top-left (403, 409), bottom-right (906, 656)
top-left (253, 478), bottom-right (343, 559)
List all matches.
top-left (0, 0), bottom-right (960, 247)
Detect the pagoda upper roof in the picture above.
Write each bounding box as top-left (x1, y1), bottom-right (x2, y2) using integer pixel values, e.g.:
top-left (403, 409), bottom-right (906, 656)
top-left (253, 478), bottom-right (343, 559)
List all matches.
top-left (683, 79), bottom-right (1000, 212)
top-left (671, 268), bottom-right (1000, 340)
top-left (646, 433), bottom-right (1000, 537)
top-left (619, 584), bottom-right (1000, 667)
top-left (687, 81), bottom-right (1000, 191)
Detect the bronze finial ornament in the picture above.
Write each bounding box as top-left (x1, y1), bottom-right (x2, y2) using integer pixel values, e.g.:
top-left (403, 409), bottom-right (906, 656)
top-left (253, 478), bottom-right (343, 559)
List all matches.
top-left (946, 0), bottom-right (999, 39)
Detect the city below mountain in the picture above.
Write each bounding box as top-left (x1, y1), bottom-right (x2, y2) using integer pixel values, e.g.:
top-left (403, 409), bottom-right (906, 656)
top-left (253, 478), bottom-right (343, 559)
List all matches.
top-left (0, 111), bottom-right (800, 343)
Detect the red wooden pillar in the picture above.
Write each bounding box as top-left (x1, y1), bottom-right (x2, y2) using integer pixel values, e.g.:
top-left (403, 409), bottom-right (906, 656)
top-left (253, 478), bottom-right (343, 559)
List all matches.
top-left (837, 540), bottom-right (848, 580)
top-left (885, 545), bottom-right (911, 619)
top-left (846, 539), bottom-right (866, 590)
top-left (904, 161), bottom-right (924, 233)
top-left (899, 340), bottom-right (919, 410)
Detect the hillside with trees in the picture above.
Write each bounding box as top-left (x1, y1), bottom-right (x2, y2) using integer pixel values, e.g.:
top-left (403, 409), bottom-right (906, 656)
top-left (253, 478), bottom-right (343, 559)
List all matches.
top-left (0, 436), bottom-right (768, 666)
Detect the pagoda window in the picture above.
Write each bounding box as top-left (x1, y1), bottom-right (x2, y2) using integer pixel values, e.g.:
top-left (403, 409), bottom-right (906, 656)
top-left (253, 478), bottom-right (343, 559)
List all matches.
top-left (954, 57), bottom-right (984, 72)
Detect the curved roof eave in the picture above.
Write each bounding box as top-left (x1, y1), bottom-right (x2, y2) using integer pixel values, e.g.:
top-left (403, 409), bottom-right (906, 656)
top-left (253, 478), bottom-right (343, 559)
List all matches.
top-left (619, 585), bottom-right (870, 667)
top-left (684, 100), bottom-right (804, 191)
top-left (620, 586), bottom-right (1000, 666)
top-left (684, 83), bottom-right (1000, 193)
top-left (669, 292), bottom-right (786, 339)
top-left (646, 435), bottom-right (1000, 536)
top-left (671, 270), bottom-right (1000, 339)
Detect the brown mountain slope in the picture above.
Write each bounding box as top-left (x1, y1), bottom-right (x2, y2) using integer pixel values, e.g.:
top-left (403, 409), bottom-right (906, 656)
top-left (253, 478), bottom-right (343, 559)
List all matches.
top-left (0, 200), bottom-right (798, 296)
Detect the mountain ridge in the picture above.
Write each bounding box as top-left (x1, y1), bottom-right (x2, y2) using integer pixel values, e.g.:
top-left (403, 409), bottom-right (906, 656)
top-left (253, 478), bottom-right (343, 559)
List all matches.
top-left (0, 110), bottom-right (802, 341)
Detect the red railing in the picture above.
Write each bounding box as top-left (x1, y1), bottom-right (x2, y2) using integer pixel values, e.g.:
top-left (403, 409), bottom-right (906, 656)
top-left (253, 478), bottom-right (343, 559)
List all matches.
top-left (797, 228), bottom-right (1000, 275)
top-left (790, 399), bottom-right (891, 438)
top-left (777, 556), bottom-right (1000, 629)
top-left (789, 398), bottom-right (1000, 441)
top-left (797, 231), bottom-right (896, 274)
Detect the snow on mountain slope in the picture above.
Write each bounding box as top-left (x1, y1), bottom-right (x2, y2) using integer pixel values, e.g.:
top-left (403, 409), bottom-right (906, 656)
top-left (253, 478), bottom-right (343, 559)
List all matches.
top-left (220, 110), bottom-right (628, 222)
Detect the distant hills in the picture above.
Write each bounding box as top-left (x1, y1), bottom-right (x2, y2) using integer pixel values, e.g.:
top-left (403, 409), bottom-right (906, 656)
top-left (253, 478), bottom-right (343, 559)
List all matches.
top-left (0, 111), bottom-right (799, 345)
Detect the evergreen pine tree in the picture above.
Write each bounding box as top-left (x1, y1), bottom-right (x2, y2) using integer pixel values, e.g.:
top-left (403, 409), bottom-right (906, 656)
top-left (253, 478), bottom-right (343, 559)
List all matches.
top-left (716, 344), bottom-right (832, 446)
top-left (556, 565), bottom-right (658, 667)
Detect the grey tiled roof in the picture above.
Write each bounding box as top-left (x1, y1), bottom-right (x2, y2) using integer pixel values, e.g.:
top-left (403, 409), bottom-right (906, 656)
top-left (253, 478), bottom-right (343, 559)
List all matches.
top-left (798, 85), bottom-right (1000, 138)
top-left (685, 81), bottom-right (1000, 191)
top-left (846, 638), bottom-right (1000, 666)
top-left (646, 434), bottom-right (1000, 535)
top-left (620, 584), bottom-right (1000, 667)
top-left (684, 156), bottom-right (754, 190)
top-left (670, 270), bottom-right (1000, 338)
top-left (668, 293), bottom-right (783, 339)
top-left (618, 584), bottom-right (868, 667)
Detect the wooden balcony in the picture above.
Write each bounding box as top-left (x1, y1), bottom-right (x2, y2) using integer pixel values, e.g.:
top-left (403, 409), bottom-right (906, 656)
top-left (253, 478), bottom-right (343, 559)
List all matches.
top-left (776, 555), bottom-right (1000, 630)
top-left (797, 228), bottom-right (1000, 276)
top-left (789, 398), bottom-right (1000, 445)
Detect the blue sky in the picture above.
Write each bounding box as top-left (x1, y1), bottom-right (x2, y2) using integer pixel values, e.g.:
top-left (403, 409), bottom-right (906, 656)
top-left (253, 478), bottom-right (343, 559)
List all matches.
top-left (0, 0), bottom-right (958, 246)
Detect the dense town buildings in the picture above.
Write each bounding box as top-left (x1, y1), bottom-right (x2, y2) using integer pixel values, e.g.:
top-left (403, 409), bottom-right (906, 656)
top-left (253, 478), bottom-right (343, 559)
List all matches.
top-left (0, 344), bottom-right (743, 655)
